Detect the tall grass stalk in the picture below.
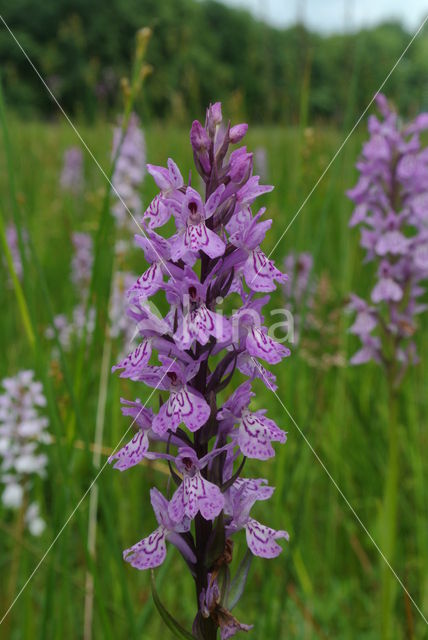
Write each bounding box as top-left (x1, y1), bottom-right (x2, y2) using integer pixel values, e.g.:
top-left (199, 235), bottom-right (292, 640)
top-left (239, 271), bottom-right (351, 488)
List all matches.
top-left (83, 318), bottom-right (112, 640)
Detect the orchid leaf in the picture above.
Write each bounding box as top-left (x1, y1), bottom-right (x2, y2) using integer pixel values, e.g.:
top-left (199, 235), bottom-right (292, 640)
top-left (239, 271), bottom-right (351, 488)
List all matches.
top-left (226, 550), bottom-right (253, 611)
top-left (150, 570), bottom-right (195, 639)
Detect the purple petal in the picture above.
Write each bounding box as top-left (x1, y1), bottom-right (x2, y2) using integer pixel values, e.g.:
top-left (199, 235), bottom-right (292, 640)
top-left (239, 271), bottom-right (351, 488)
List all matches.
top-left (147, 164), bottom-right (173, 192)
top-left (371, 278), bottom-right (403, 303)
top-left (127, 263), bottom-right (164, 302)
top-left (169, 484), bottom-right (186, 522)
top-left (167, 158), bottom-right (183, 188)
top-left (152, 386), bottom-right (210, 435)
top-left (349, 312), bottom-right (377, 336)
top-left (108, 430), bottom-right (149, 471)
top-left (123, 526), bottom-right (167, 569)
top-left (238, 412), bottom-right (286, 460)
top-left (245, 518), bottom-right (289, 558)
top-left (375, 231), bottom-right (408, 256)
top-left (175, 306), bottom-right (232, 349)
top-left (112, 340), bottom-right (152, 378)
top-left (244, 249), bottom-right (287, 292)
top-left (181, 387), bottom-right (211, 432)
top-left (205, 184), bottom-right (226, 219)
top-left (183, 222), bottom-right (226, 259)
top-left (143, 195), bottom-right (172, 229)
top-left (169, 473), bottom-right (224, 521)
top-left (236, 353), bottom-right (278, 391)
top-left (246, 327), bottom-right (290, 364)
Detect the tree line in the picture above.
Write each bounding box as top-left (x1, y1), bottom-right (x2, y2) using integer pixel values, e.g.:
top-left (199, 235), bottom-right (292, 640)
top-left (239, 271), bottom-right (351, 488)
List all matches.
top-left (0, 0), bottom-right (427, 123)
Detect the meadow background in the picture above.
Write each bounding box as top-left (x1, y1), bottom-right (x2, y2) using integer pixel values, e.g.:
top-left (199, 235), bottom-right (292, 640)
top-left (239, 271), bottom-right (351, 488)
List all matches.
top-left (0, 1), bottom-right (428, 639)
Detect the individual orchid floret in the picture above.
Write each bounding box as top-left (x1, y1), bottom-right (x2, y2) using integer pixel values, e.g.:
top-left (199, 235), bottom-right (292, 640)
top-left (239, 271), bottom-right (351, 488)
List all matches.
top-left (218, 382), bottom-right (287, 460)
top-left (169, 447), bottom-right (225, 521)
top-left (123, 488), bottom-right (195, 570)
top-left (226, 480), bottom-right (289, 558)
top-left (143, 159), bottom-right (184, 229)
top-left (232, 304), bottom-right (290, 364)
top-left (150, 359), bottom-right (211, 435)
top-left (228, 208), bottom-right (287, 292)
top-left (173, 283), bottom-right (232, 350)
top-left (126, 230), bottom-right (171, 303)
top-left (171, 185), bottom-right (226, 260)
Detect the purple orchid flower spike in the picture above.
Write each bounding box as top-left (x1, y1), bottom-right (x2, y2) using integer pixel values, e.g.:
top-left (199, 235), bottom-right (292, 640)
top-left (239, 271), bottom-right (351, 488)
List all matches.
top-left (123, 488), bottom-right (195, 570)
top-left (111, 103), bottom-right (290, 639)
top-left (348, 94), bottom-right (428, 381)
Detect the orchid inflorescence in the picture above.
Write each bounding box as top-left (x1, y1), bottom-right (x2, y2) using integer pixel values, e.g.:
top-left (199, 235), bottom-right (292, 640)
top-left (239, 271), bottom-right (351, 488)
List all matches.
top-left (109, 102), bottom-right (290, 639)
top-left (348, 94), bottom-right (428, 384)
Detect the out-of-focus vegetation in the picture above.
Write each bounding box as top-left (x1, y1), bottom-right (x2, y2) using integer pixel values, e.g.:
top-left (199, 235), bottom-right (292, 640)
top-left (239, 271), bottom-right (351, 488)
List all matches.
top-left (0, 0), bottom-right (427, 123)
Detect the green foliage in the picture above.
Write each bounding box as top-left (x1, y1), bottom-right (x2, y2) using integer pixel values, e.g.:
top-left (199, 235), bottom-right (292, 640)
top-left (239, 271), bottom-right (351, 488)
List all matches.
top-left (0, 0), bottom-right (427, 122)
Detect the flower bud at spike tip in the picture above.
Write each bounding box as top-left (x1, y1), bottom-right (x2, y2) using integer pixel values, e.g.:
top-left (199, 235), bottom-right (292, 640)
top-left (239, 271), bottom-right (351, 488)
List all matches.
top-left (229, 123), bottom-right (248, 144)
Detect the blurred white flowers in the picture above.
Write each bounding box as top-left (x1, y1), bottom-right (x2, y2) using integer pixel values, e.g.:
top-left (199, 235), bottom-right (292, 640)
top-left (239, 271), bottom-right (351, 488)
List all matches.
top-left (0, 370), bottom-right (50, 536)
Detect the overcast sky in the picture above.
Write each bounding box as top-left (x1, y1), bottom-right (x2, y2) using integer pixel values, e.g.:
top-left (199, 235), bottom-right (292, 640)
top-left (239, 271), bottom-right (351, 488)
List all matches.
top-left (221, 0), bottom-right (428, 33)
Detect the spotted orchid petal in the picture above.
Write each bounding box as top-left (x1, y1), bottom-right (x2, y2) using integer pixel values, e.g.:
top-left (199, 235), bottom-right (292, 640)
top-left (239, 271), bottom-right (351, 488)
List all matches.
top-left (123, 526), bottom-right (167, 569)
top-left (152, 386), bottom-right (210, 435)
top-left (127, 262), bottom-right (164, 302)
top-left (246, 327), bottom-right (290, 364)
top-left (244, 249), bottom-right (287, 292)
top-left (174, 305), bottom-right (232, 349)
top-left (238, 411), bottom-right (287, 460)
top-left (245, 518), bottom-right (289, 558)
top-left (112, 340), bottom-right (152, 379)
top-left (108, 430), bottom-right (149, 471)
top-left (169, 472), bottom-right (224, 522)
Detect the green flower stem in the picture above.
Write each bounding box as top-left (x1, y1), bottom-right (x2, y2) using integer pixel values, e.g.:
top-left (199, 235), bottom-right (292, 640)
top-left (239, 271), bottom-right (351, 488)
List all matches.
top-left (381, 380), bottom-right (399, 640)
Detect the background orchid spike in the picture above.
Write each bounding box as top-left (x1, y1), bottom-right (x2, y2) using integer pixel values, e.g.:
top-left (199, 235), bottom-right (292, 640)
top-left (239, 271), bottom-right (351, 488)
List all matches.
top-left (347, 93), bottom-right (428, 385)
top-left (110, 102), bottom-right (290, 639)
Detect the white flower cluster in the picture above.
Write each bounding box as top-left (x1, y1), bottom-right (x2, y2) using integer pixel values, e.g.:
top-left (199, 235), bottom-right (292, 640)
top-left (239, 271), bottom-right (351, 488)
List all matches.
top-left (0, 370), bottom-right (50, 536)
